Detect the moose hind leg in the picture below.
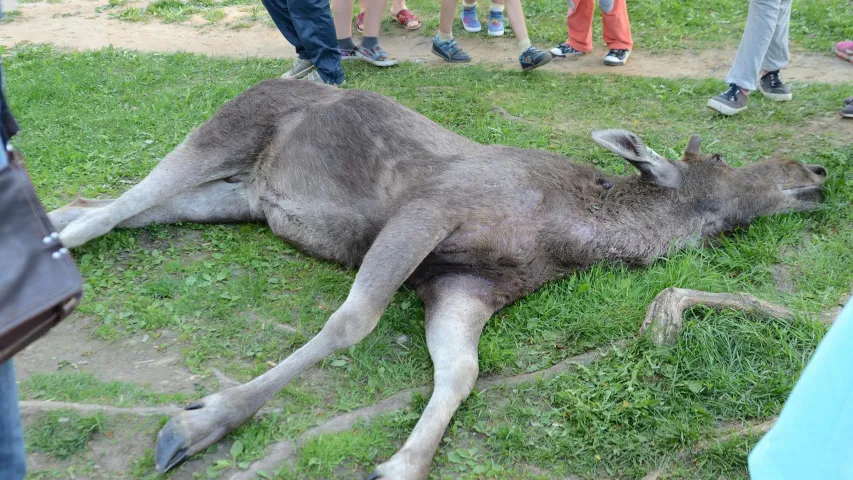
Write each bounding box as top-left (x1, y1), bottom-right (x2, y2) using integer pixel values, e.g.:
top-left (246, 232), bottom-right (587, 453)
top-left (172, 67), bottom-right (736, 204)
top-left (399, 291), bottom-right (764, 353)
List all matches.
top-left (369, 276), bottom-right (495, 480)
top-left (154, 204), bottom-right (455, 473)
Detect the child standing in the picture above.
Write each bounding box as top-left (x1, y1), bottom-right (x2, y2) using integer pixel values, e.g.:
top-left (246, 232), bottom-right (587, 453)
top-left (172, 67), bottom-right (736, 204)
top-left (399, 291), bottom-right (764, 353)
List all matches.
top-left (460, 0), bottom-right (507, 37)
top-left (432, 0), bottom-right (552, 71)
top-left (549, 0), bottom-right (633, 66)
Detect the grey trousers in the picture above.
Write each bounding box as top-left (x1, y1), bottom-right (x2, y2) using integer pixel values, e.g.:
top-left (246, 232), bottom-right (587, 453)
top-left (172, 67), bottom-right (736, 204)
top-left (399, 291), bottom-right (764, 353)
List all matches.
top-left (726, 0), bottom-right (792, 91)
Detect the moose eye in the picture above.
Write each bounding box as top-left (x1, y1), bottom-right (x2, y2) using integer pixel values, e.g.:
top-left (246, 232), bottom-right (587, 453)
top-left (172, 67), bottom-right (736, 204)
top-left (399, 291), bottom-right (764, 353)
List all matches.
top-left (710, 155), bottom-right (727, 166)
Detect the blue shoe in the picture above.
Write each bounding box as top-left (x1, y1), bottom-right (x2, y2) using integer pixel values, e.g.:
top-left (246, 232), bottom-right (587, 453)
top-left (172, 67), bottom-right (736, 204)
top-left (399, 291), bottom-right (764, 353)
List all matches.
top-left (519, 46), bottom-right (552, 71)
top-left (487, 10), bottom-right (504, 36)
top-left (432, 36), bottom-right (472, 63)
top-left (461, 5), bottom-right (481, 32)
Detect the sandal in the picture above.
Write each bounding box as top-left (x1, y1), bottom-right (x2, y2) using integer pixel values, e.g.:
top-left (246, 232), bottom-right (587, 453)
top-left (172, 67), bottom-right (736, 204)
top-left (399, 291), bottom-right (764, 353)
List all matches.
top-left (392, 8), bottom-right (421, 30)
top-left (356, 11), bottom-right (365, 33)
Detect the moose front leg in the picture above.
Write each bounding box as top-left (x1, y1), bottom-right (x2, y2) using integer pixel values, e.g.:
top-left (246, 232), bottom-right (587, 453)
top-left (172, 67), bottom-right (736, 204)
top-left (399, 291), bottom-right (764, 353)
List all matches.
top-left (153, 205), bottom-right (455, 473)
top-left (369, 277), bottom-right (495, 480)
top-left (641, 287), bottom-right (835, 345)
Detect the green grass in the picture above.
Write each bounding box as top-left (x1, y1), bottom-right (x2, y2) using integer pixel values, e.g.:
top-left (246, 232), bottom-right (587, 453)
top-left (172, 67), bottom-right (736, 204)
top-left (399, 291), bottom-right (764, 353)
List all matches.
top-left (4, 45), bottom-right (852, 478)
top-left (26, 410), bottom-right (106, 459)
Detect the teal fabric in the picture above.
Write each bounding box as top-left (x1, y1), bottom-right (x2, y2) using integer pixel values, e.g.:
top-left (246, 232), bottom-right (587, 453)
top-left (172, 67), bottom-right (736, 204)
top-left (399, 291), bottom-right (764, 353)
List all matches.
top-left (748, 297), bottom-right (853, 479)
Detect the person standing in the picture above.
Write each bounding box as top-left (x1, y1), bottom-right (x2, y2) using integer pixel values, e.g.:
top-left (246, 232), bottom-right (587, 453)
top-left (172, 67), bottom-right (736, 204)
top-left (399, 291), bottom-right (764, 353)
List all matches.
top-left (432, 0), bottom-right (551, 71)
top-left (707, 0), bottom-right (793, 116)
top-left (549, 0), bottom-right (634, 66)
top-left (333, 0), bottom-right (397, 67)
top-left (261, 0), bottom-right (345, 85)
top-left (460, 0), bottom-right (508, 37)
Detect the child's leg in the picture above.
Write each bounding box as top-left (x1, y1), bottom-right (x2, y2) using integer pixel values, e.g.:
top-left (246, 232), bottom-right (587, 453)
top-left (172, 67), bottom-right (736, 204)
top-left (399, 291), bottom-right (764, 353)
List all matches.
top-left (726, 0), bottom-right (786, 92)
top-left (566, 0), bottom-right (595, 53)
top-left (504, 0), bottom-right (529, 50)
top-left (439, 0), bottom-right (458, 36)
top-left (600, 0), bottom-right (632, 50)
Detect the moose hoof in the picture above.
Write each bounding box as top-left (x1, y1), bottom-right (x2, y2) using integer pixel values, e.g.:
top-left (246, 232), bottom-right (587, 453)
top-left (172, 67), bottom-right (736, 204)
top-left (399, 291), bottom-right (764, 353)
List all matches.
top-left (155, 419), bottom-right (191, 472)
top-left (154, 395), bottom-right (236, 473)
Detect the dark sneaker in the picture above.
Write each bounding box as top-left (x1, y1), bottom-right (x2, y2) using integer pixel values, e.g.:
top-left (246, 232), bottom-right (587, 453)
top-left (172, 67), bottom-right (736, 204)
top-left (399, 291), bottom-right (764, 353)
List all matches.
top-left (519, 46), bottom-right (552, 71)
top-left (707, 83), bottom-right (748, 116)
top-left (340, 47), bottom-right (359, 62)
top-left (281, 58), bottom-right (315, 79)
top-left (355, 45), bottom-right (398, 67)
top-left (842, 103), bottom-right (853, 119)
top-left (432, 37), bottom-right (472, 63)
top-left (461, 5), bottom-right (481, 32)
top-left (603, 49), bottom-right (630, 66)
top-left (845, 96), bottom-right (853, 105)
top-left (759, 70), bottom-right (792, 101)
top-left (550, 43), bottom-right (584, 58)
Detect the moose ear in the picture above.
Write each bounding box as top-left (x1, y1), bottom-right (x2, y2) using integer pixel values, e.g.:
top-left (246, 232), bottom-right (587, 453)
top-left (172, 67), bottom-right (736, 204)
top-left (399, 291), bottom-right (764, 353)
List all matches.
top-left (591, 129), bottom-right (682, 189)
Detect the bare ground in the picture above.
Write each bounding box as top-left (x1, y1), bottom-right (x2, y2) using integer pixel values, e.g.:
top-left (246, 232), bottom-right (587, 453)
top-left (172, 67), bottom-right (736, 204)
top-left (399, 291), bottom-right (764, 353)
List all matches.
top-left (3, 0), bottom-right (853, 83)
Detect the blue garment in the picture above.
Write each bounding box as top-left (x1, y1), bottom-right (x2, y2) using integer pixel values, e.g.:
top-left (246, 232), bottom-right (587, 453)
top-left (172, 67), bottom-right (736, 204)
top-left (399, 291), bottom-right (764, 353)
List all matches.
top-left (748, 297), bottom-right (853, 479)
top-left (260, 0), bottom-right (344, 85)
top-left (0, 361), bottom-right (27, 480)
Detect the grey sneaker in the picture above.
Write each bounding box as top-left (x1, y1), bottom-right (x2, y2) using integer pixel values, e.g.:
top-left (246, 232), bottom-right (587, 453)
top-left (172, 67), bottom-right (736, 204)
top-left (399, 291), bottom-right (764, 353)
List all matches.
top-left (842, 102), bottom-right (853, 119)
top-left (707, 83), bottom-right (748, 116)
top-left (281, 58), bottom-right (315, 79)
top-left (759, 70), bottom-right (792, 101)
top-left (550, 43), bottom-right (584, 58)
top-left (302, 70), bottom-right (342, 87)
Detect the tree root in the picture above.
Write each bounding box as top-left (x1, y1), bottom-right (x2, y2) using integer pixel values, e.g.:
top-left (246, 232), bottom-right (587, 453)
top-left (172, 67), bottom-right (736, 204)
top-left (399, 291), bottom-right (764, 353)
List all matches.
top-left (231, 344), bottom-right (614, 479)
top-left (640, 287), bottom-right (835, 345)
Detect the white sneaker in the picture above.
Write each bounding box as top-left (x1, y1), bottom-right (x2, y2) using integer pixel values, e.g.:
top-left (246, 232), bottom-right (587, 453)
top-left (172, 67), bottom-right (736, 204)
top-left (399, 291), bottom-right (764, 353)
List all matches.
top-left (281, 58), bottom-right (315, 79)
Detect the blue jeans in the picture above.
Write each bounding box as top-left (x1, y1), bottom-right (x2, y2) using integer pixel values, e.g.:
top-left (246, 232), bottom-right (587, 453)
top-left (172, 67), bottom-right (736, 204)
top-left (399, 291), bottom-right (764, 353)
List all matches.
top-left (260, 0), bottom-right (345, 85)
top-left (0, 360), bottom-right (26, 480)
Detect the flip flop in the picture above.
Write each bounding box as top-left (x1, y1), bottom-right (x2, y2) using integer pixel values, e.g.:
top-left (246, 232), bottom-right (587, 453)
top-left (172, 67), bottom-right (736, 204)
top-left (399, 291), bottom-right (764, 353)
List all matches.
top-left (392, 8), bottom-right (421, 30)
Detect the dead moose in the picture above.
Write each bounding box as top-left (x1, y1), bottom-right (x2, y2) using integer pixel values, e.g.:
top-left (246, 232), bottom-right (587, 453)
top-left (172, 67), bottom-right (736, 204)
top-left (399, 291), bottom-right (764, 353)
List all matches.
top-left (48, 79), bottom-right (828, 479)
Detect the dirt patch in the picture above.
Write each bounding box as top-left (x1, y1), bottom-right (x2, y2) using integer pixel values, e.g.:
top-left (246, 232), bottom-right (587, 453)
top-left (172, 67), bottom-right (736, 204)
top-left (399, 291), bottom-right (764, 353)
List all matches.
top-left (3, 0), bottom-right (852, 84)
top-left (15, 315), bottom-right (210, 395)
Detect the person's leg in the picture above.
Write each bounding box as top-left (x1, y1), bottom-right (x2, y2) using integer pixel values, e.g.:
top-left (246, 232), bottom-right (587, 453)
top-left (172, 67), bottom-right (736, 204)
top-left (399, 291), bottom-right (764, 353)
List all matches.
top-left (708, 0), bottom-right (784, 115)
top-left (487, 0), bottom-right (505, 36)
top-left (286, 0), bottom-right (345, 85)
top-left (461, 0), bottom-right (481, 32)
top-left (600, 0), bottom-right (633, 65)
top-left (503, 0), bottom-right (551, 70)
top-left (390, 0), bottom-right (420, 29)
top-left (0, 360), bottom-right (26, 480)
top-left (566, 0), bottom-right (595, 53)
top-left (756, 0), bottom-right (792, 100)
top-left (725, 0), bottom-right (784, 92)
top-left (332, 0), bottom-right (359, 60)
top-left (432, 0), bottom-right (471, 62)
top-left (356, 0), bottom-right (398, 67)
top-left (261, 0), bottom-right (316, 78)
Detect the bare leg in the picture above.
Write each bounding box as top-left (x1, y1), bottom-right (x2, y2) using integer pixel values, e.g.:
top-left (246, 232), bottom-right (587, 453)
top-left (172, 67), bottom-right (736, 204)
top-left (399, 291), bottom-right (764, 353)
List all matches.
top-left (154, 204), bottom-right (456, 473)
top-left (503, 0), bottom-right (528, 42)
top-left (332, 0), bottom-right (355, 40)
top-left (369, 276), bottom-right (496, 480)
top-left (439, 0), bottom-right (458, 35)
top-left (362, 0), bottom-right (388, 37)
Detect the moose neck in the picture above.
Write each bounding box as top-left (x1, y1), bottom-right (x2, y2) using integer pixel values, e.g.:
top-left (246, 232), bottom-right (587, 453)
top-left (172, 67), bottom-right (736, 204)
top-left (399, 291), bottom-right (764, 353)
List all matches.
top-left (556, 175), bottom-right (705, 268)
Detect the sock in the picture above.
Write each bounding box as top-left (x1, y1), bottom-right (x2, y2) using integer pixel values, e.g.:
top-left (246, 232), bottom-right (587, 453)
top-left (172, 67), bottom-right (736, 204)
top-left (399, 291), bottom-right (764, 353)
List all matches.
top-left (517, 38), bottom-right (531, 53)
top-left (337, 37), bottom-right (356, 50)
top-left (361, 36), bottom-right (379, 50)
top-left (490, 2), bottom-right (504, 12)
top-left (463, 1), bottom-right (476, 8)
top-left (437, 31), bottom-right (453, 42)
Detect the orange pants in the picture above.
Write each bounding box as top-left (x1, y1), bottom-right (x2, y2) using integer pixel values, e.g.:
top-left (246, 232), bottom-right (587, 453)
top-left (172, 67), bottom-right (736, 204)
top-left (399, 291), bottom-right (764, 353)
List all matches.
top-left (566, 0), bottom-right (633, 53)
